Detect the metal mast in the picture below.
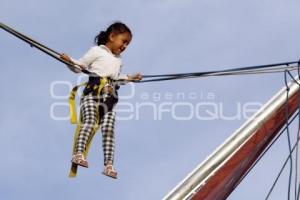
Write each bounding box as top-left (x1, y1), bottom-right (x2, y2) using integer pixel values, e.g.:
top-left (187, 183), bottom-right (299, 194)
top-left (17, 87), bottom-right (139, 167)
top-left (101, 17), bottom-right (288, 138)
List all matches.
top-left (164, 74), bottom-right (300, 200)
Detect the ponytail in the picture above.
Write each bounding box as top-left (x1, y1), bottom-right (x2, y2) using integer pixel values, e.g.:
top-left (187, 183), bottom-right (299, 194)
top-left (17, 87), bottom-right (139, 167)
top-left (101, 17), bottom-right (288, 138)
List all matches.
top-left (94, 31), bottom-right (108, 46)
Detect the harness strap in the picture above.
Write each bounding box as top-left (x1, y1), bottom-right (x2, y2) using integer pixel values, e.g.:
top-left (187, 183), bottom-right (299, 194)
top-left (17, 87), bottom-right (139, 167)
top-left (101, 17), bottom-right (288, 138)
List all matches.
top-left (68, 77), bottom-right (108, 177)
top-left (68, 77), bottom-right (108, 124)
top-left (69, 123), bottom-right (99, 177)
top-left (69, 83), bottom-right (87, 124)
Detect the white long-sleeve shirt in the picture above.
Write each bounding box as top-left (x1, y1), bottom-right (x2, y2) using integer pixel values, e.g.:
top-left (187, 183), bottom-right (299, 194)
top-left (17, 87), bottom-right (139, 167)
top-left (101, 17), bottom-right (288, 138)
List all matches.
top-left (68, 45), bottom-right (128, 80)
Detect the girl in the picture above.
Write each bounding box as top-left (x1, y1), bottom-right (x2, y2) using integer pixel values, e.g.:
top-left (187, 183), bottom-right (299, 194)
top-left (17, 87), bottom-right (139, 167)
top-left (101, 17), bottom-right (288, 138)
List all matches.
top-left (61, 22), bottom-right (142, 179)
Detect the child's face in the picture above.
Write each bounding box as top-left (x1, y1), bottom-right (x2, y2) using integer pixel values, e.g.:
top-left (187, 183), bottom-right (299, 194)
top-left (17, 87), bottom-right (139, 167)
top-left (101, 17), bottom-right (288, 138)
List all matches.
top-left (109, 32), bottom-right (131, 55)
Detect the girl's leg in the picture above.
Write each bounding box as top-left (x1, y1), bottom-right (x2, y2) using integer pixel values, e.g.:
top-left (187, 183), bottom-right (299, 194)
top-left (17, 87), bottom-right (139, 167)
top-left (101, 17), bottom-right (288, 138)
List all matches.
top-left (72, 94), bottom-right (98, 167)
top-left (100, 111), bottom-right (117, 178)
top-left (100, 111), bottom-right (116, 165)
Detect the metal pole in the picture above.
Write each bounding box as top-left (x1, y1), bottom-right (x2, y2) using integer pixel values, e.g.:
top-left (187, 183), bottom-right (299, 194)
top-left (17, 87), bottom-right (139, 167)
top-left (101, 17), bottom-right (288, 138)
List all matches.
top-left (164, 72), bottom-right (300, 200)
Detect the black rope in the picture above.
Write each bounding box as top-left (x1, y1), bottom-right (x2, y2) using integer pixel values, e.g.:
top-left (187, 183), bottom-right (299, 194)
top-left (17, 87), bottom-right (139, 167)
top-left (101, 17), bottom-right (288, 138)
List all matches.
top-left (2, 22), bottom-right (300, 83)
top-left (230, 111), bottom-right (299, 198)
top-left (265, 121), bottom-right (300, 200)
top-left (295, 60), bottom-right (300, 200)
top-left (264, 72), bottom-right (300, 200)
top-left (264, 71), bottom-right (300, 200)
top-left (137, 66), bottom-right (300, 83)
top-left (296, 61), bottom-right (300, 200)
top-left (0, 22), bottom-right (60, 55)
top-left (283, 70), bottom-right (294, 200)
top-left (137, 64), bottom-right (299, 83)
top-left (142, 62), bottom-right (297, 78)
top-left (0, 22), bottom-right (92, 75)
top-left (284, 69), bottom-right (300, 200)
top-left (230, 72), bottom-right (300, 199)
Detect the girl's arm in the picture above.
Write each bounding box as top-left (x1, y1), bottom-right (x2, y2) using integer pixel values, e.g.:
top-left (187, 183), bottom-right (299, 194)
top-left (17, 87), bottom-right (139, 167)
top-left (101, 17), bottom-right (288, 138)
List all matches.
top-left (60, 47), bottom-right (99, 73)
top-left (60, 53), bottom-right (84, 73)
top-left (116, 73), bottom-right (142, 85)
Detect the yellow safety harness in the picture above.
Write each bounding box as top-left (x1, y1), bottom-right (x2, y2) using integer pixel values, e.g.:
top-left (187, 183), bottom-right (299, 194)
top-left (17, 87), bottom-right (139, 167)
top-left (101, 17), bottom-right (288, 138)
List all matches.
top-left (68, 77), bottom-right (108, 177)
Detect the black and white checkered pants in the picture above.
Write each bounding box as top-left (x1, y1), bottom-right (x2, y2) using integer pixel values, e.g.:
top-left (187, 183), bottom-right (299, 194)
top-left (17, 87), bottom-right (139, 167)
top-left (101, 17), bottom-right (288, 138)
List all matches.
top-left (75, 92), bottom-right (116, 165)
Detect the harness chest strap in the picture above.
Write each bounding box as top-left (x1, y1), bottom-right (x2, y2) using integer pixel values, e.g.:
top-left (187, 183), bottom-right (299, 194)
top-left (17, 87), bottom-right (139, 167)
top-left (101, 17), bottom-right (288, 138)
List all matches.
top-left (68, 77), bottom-right (108, 124)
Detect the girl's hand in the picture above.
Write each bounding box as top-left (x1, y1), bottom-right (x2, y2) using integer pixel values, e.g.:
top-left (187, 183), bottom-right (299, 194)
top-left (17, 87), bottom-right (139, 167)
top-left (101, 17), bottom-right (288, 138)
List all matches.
top-left (128, 73), bottom-right (142, 81)
top-left (60, 53), bottom-right (73, 63)
top-left (60, 53), bottom-right (85, 69)
top-left (134, 73), bottom-right (143, 81)
top-left (103, 85), bottom-right (113, 94)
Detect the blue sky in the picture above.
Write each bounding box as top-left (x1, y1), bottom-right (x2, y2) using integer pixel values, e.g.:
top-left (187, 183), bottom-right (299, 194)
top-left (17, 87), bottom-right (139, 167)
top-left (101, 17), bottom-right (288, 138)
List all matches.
top-left (1, 0), bottom-right (300, 199)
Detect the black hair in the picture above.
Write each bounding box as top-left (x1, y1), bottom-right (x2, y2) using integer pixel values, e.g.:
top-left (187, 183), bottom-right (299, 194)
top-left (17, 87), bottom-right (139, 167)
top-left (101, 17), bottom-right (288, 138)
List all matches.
top-left (94, 22), bottom-right (132, 46)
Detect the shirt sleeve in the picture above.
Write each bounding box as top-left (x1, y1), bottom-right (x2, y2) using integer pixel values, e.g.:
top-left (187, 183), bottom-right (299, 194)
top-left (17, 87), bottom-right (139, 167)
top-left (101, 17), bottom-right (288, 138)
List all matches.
top-left (71, 47), bottom-right (99, 68)
top-left (117, 63), bottom-right (128, 80)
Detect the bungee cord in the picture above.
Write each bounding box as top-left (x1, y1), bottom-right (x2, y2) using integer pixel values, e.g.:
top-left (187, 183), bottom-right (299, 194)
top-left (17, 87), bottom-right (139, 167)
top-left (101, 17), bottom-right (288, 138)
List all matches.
top-left (0, 22), bottom-right (91, 75)
top-left (261, 70), bottom-right (300, 200)
top-left (142, 61), bottom-right (299, 78)
top-left (284, 70), bottom-right (300, 200)
top-left (138, 65), bottom-right (300, 83)
top-left (294, 66), bottom-right (300, 200)
top-left (1, 22), bottom-right (300, 84)
top-left (139, 61), bottom-right (299, 82)
top-left (283, 70), bottom-right (297, 200)
top-left (231, 111), bottom-right (299, 198)
top-left (138, 62), bottom-right (300, 83)
top-left (265, 125), bottom-right (300, 200)
top-left (218, 69), bottom-right (300, 200)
